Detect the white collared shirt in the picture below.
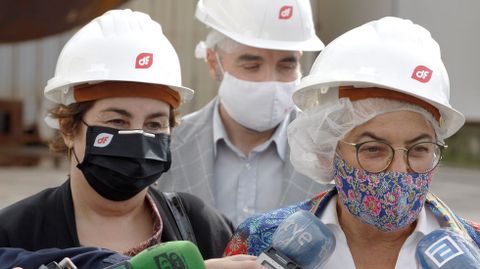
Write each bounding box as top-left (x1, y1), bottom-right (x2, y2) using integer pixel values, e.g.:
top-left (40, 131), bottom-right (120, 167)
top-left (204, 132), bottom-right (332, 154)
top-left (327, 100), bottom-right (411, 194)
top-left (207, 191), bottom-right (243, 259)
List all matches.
top-left (212, 103), bottom-right (290, 225)
top-left (319, 196), bottom-right (441, 269)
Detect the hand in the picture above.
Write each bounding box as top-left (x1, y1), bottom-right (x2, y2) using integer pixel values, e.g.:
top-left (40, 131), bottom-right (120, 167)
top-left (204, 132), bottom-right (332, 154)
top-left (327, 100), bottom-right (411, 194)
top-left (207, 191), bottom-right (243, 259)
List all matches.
top-left (205, 254), bottom-right (265, 269)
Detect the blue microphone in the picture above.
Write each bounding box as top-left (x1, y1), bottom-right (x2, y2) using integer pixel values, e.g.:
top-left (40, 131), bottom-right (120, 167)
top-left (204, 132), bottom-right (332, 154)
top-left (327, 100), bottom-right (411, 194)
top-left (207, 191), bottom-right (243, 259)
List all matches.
top-left (257, 210), bottom-right (336, 269)
top-left (416, 228), bottom-right (480, 268)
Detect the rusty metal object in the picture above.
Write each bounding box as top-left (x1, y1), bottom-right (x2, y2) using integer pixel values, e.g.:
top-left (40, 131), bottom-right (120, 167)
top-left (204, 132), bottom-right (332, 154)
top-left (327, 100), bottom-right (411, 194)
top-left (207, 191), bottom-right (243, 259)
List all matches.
top-left (0, 0), bottom-right (129, 43)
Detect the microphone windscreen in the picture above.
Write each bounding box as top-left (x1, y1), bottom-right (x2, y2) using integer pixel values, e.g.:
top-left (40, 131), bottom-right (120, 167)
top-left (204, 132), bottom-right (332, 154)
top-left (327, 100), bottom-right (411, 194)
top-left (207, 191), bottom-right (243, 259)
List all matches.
top-left (416, 228), bottom-right (480, 269)
top-left (130, 241), bottom-right (206, 269)
top-left (272, 210), bottom-right (335, 269)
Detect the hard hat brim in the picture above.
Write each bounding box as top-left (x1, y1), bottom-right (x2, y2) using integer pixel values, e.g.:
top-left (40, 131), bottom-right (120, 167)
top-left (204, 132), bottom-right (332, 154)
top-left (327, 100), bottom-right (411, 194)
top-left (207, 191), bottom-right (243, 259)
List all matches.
top-left (294, 78), bottom-right (465, 138)
top-left (216, 27), bottom-right (325, 51)
top-left (45, 79), bottom-right (194, 106)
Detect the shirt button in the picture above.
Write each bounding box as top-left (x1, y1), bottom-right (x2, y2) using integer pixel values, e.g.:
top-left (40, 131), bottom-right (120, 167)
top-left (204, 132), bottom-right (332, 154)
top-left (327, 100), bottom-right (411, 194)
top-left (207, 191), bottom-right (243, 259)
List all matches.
top-left (245, 163), bottom-right (251, 169)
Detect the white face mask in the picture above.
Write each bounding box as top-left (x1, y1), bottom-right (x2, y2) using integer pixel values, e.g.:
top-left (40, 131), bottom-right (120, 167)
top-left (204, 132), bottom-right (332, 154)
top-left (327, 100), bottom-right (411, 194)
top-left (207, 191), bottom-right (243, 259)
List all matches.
top-left (218, 72), bottom-right (298, 132)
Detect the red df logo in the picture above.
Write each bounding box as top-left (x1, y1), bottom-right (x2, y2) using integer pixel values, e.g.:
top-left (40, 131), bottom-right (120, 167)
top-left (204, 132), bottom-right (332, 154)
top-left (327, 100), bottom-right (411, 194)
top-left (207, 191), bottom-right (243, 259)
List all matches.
top-left (411, 65), bottom-right (433, 83)
top-left (94, 133), bottom-right (114, 148)
top-left (279, 6), bottom-right (293, 20)
top-left (135, 53), bottom-right (153, 69)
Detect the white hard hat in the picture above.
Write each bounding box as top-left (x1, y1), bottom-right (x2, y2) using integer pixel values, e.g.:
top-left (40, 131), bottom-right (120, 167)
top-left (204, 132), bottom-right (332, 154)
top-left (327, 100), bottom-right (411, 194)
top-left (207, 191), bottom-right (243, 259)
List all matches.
top-left (44, 9), bottom-right (194, 106)
top-left (293, 16), bottom-right (465, 138)
top-left (195, 0), bottom-right (324, 51)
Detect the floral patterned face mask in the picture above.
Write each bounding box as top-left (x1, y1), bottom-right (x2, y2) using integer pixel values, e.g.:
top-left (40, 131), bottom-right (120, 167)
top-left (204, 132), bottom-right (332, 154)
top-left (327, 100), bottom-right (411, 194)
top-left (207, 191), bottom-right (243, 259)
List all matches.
top-left (333, 155), bottom-right (432, 232)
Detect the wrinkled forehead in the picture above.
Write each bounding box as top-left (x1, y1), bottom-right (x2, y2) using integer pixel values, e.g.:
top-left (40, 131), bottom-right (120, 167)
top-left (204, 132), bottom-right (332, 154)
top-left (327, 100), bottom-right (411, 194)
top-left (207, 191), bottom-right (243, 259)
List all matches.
top-left (346, 109), bottom-right (436, 140)
top-left (345, 97), bottom-right (442, 142)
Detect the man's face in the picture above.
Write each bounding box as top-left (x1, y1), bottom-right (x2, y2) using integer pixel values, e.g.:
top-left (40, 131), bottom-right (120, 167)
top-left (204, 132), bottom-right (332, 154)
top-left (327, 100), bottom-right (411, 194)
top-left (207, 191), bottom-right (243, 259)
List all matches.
top-left (207, 43), bottom-right (302, 82)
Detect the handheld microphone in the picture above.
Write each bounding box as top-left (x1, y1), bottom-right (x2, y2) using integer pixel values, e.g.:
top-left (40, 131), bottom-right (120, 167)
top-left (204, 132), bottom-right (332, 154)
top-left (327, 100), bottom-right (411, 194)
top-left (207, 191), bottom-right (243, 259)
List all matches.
top-left (104, 241), bottom-right (206, 269)
top-left (416, 228), bottom-right (480, 269)
top-left (257, 210), bottom-right (336, 269)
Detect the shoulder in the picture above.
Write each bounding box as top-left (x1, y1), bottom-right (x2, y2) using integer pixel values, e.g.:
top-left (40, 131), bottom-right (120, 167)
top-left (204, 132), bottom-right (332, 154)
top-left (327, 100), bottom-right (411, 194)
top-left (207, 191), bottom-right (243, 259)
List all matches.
top-left (157, 191), bottom-right (234, 259)
top-left (0, 184), bottom-right (66, 246)
top-left (426, 193), bottom-right (480, 248)
top-left (0, 247), bottom-right (126, 269)
top-left (459, 218), bottom-right (480, 248)
top-left (176, 192), bottom-right (232, 228)
top-left (148, 189), bottom-right (232, 233)
top-left (224, 198), bottom-right (317, 256)
top-left (0, 185), bottom-right (63, 222)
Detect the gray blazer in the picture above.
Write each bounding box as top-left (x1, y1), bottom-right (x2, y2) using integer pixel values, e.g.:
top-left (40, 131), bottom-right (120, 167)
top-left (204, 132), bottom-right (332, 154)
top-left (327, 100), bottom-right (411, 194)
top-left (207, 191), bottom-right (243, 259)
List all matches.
top-left (155, 97), bottom-right (327, 209)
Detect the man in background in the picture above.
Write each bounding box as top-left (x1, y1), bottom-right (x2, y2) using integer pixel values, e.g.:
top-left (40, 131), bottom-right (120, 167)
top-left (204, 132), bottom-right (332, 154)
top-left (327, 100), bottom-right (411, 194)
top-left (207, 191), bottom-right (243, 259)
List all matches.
top-left (157, 0), bottom-right (327, 225)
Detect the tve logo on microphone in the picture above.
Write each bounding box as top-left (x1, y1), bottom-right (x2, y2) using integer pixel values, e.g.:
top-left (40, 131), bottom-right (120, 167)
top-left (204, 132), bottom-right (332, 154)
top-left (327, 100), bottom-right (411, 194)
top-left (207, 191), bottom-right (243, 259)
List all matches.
top-left (136, 52), bottom-right (154, 69)
top-left (278, 6), bottom-right (293, 20)
top-left (276, 216), bottom-right (313, 246)
top-left (94, 133), bottom-right (114, 147)
top-left (411, 65), bottom-right (433, 83)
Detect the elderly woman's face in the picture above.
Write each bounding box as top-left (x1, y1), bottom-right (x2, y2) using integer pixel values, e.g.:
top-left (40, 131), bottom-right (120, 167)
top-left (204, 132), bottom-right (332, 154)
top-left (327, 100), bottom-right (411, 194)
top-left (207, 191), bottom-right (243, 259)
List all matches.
top-left (70, 97), bottom-right (170, 161)
top-left (337, 110), bottom-right (436, 173)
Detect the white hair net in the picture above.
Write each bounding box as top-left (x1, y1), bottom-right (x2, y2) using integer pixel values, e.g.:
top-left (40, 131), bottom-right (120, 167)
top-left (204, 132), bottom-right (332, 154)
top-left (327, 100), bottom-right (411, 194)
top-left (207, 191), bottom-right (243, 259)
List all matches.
top-left (195, 30), bottom-right (247, 60)
top-left (287, 95), bottom-right (444, 183)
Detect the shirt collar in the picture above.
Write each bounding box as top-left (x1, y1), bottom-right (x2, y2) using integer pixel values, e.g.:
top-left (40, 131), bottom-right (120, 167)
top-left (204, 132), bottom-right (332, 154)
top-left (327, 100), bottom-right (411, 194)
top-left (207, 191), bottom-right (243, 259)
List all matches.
top-left (212, 100), bottom-right (289, 161)
top-left (320, 196), bottom-right (437, 237)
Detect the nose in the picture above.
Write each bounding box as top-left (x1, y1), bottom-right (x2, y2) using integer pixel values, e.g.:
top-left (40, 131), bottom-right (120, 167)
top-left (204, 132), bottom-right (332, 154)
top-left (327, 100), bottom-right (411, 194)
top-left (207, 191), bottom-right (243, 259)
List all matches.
top-left (386, 149), bottom-right (410, 173)
top-left (258, 66), bottom-right (277, 82)
top-left (128, 120), bottom-right (145, 131)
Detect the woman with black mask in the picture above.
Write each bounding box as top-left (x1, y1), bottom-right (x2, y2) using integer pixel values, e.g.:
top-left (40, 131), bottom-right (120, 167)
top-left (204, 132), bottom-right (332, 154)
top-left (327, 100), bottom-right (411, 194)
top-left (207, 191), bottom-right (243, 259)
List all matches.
top-left (0, 9), bottom-right (264, 269)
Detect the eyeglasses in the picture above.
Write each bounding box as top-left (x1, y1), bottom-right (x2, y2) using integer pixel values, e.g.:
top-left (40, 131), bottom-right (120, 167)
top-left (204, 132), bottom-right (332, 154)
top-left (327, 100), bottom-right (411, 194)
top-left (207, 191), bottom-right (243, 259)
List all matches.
top-left (339, 140), bottom-right (447, 174)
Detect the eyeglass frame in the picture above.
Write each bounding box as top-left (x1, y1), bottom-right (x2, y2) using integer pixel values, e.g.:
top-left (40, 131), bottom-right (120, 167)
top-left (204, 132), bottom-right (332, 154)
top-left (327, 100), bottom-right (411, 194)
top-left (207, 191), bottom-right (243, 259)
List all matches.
top-left (338, 140), bottom-right (448, 174)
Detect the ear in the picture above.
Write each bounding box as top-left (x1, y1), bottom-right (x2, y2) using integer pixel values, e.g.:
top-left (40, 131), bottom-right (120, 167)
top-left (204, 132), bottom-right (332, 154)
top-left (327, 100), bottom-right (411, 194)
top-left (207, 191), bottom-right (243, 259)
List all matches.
top-left (61, 132), bottom-right (74, 150)
top-left (58, 118), bottom-right (74, 149)
top-left (206, 48), bottom-right (222, 81)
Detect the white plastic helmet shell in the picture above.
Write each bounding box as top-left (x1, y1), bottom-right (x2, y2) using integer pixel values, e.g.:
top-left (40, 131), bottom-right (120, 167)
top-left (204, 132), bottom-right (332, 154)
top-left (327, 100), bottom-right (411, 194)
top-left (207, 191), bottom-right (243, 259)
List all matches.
top-left (44, 9), bottom-right (194, 105)
top-left (195, 0), bottom-right (324, 51)
top-left (293, 16), bottom-right (465, 138)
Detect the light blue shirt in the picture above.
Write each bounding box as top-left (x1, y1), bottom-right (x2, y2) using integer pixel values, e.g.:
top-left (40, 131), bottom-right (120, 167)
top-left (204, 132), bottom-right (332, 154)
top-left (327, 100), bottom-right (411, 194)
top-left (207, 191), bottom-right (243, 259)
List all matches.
top-left (213, 104), bottom-right (289, 225)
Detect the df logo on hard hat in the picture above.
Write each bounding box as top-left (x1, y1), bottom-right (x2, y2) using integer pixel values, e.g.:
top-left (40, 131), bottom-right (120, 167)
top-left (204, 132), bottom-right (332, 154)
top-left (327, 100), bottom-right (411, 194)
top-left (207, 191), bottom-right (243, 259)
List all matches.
top-left (278, 6), bottom-right (293, 20)
top-left (411, 65), bottom-right (433, 83)
top-left (136, 52), bottom-right (154, 69)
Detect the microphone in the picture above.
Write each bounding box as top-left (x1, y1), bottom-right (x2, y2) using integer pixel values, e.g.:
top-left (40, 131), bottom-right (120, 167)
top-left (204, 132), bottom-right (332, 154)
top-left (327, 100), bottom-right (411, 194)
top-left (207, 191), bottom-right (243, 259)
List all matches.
top-left (257, 210), bottom-right (336, 269)
top-left (416, 228), bottom-right (480, 269)
top-left (104, 240), bottom-right (206, 269)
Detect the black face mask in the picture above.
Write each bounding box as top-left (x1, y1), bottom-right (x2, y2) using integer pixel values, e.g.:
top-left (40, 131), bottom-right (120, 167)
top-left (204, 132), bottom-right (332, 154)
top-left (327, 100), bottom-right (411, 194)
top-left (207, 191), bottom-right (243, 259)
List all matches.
top-left (75, 124), bottom-right (171, 201)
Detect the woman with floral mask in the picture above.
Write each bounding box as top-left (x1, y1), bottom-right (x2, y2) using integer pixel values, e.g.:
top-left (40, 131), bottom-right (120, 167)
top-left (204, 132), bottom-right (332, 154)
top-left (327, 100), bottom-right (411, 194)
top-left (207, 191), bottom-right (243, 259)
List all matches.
top-left (224, 17), bottom-right (480, 268)
top-left (0, 9), bottom-right (265, 269)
